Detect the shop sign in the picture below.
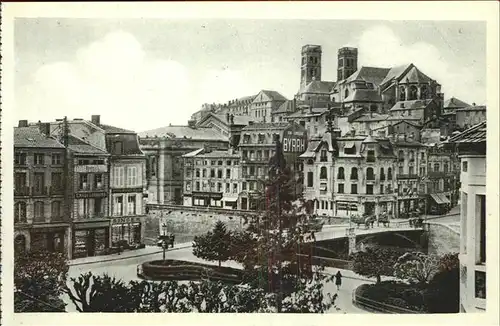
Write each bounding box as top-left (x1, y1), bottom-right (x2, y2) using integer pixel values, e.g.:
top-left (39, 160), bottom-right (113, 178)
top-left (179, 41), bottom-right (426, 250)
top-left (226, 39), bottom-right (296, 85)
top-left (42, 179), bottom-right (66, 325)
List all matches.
top-left (111, 187), bottom-right (143, 194)
top-left (74, 221), bottom-right (110, 230)
top-left (282, 124), bottom-right (307, 153)
top-left (76, 191), bottom-right (107, 199)
top-left (112, 217), bottom-right (141, 225)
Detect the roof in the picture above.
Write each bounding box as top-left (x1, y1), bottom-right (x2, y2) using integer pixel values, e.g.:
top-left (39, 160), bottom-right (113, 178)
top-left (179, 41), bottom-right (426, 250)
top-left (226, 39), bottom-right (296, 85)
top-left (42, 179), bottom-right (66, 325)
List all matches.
top-left (443, 97), bottom-right (470, 109)
top-left (353, 113), bottom-right (390, 122)
top-left (274, 100), bottom-right (296, 114)
top-left (67, 135), bottom-right (109, 155)
top-left (138, 125), bottom-right (228, 141)
top-left (254, 90), bottom-right (288, 102)
top-left (447, 121), bottom-right (486, 144)
top-left (210, 113), bottom-right (255, 126)
top-left (98, 124), bottom-right (135, 134)
top-left (344, 66), bottom-right (391, 87)
top-left (389, 99), bottom-right (432, 111)
top-left (456, 105), bottom-right (486, 112)
top-left (241, 122), bottom-right (290, 131)
top-left (286, 107), bottom-right (328, 119)
top-left (380, 64), bottom-right (411, 86)
top-left (105, 133), bottom-right (144, 156)
top-left (390, 138), bottom-right (425, 147)
top-left (400, 65), bottom-right (434, 84)
top-left (14, 127), bottom-right (65, 149)
top-left (344, 89), bottom-right (383, 103)
top-left (302, 80), bottom-right (336, 94)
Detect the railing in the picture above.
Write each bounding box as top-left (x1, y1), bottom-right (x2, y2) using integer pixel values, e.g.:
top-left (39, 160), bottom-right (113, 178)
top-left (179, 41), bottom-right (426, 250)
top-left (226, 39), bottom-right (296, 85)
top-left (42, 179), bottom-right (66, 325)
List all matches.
top-left (397, 174), bottom-right (419, 179)
top-left (353, 286), bottom-right (421, 314)
top-left (147, 203), bottom-right (258, 216)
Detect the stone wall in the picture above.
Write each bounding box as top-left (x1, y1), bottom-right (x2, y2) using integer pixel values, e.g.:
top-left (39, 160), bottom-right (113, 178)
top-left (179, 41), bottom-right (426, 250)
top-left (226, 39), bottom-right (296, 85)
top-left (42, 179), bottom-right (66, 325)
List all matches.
top-left (144, 208), bottom-right (246, 245)
top-left (427, 222), bottom-right (460, 256)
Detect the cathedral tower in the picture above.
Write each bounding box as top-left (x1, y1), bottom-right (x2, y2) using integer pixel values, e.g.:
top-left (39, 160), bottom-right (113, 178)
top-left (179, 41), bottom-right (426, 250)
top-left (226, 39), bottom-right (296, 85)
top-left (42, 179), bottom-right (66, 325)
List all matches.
top-left (300, 45), bottom-right (322, 89)
top-left (337, 47), bottom-right (358, 81)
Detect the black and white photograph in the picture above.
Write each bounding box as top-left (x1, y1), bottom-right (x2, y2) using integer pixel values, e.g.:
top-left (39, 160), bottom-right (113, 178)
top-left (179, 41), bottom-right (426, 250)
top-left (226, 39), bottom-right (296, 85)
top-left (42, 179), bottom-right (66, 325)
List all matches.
top-left (1, 2), bottom-right (499, 326)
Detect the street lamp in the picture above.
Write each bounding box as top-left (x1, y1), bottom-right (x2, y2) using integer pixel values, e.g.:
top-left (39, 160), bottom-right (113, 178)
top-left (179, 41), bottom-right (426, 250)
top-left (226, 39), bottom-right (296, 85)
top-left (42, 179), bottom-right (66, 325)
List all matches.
top-left (161, 222), bottom-right (168, 261)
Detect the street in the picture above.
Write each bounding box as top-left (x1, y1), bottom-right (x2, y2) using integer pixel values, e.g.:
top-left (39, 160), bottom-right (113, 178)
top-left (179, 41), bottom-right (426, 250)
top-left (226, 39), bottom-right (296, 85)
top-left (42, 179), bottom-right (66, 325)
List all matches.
top-left (65, 244), bottom-right (370, 313)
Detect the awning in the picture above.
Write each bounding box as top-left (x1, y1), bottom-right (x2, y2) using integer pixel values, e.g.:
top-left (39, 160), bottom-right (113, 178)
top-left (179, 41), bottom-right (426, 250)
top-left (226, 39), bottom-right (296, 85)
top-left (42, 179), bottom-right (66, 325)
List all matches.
top-left (222, 197), bottom-right (238, 202)
top-left (430, 193), bottom-right (451, 205)
top-left (344, 141), bottom-right (355, 148)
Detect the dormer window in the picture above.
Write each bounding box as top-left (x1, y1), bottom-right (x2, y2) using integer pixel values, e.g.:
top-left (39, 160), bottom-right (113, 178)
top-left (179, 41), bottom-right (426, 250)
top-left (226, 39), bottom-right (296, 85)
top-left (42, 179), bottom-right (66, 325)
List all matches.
top-left (344, 142), bottom-right (356, 155)
top-left (113, 141), bottom-right (123, 154)
top-left (320, 150), bottom-right (327, 162)
top-left (243, 134), bottom-right (250, 144)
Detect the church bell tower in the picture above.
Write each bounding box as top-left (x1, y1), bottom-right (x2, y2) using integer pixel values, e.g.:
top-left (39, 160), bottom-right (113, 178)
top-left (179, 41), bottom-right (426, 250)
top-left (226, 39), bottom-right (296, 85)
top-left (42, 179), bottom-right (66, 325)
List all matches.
top-left (300, 45), bottom-right (322, 89)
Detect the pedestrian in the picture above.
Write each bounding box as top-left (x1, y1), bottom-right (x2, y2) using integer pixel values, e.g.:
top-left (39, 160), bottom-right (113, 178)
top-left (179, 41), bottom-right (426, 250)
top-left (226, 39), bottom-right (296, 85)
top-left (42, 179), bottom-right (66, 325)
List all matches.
top-left (335, 270), bottom-right (342, 291)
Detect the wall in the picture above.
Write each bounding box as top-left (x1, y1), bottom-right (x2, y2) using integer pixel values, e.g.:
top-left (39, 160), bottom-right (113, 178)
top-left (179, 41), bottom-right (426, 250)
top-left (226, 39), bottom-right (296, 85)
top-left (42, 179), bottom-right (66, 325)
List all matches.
top-left (427, 222), bottom-right (460, 256)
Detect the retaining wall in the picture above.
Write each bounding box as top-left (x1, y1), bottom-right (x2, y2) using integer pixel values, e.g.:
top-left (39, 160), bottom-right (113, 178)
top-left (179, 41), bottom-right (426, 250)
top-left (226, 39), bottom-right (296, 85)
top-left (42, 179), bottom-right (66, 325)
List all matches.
top-left (426, 222), bottom-right (460, 256)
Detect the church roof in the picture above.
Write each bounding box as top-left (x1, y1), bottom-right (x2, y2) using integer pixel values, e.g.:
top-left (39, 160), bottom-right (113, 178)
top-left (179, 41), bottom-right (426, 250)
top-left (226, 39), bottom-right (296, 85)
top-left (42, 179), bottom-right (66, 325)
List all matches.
top-left (389, 99), bottom-right (433, 111)
top-left (302, 80), bottom-right (336, 94)
top-left (400, 65), bottom-right (434, 84)
top-left (380, 64), bottom-right (411, 86)
top-left (344, 89), bottom-right (383, 103)
top-left (344, 66), bottom-right (391, 87)
top-left (443, 97), bottom-right (470, 109)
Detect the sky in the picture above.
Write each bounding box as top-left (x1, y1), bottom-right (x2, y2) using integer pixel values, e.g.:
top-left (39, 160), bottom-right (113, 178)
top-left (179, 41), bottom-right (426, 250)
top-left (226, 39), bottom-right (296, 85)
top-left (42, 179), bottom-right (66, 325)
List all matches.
top-left (14, 19), bottom-right (486, 132)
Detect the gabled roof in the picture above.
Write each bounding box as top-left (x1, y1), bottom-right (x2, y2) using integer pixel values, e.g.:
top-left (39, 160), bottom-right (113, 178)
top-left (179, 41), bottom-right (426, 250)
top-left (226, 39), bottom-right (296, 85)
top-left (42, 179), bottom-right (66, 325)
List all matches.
top-left (273, 100), bottom-right (296, 114)
top-left (344, 66), bottom-right (391, 87)
top-left (353, 113), bottom-right (390, 122)
top-left (199, 112), bottom-right (255, 127)
top-left (456, 105), bottom-right (486, 112)
top-left (380, 64), bottom-right (411, 86)
top-left (302, 80), bottom-right (336, 94)
top-left (344, 89), bottom-right (383, 103)
top-left (447, 121), bottom-right (486, 144)
top-left (241, 122), bottom-right (290, 131)
top-left (443, 97), bottom-right (470, 109)
top-left (400, 65), bottom-right (434, 84)
top-left (98, 123), bottom-right (135, 134)
top-left (14, 127), bottom-right (65, 149)
top-left (286, 107), bottom-right (328, 119)
top-left (139, 125), bottom-right (228, 141)
top-left (253, 90), bottom-right (288, 103)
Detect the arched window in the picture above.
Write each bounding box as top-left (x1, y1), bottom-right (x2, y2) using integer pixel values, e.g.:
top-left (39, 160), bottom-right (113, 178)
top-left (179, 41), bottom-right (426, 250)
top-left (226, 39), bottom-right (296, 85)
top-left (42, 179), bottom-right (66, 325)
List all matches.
top-left (320, 167), bottom-right (327, 180)
top-left (409, 86), bottom-right (418, 100)
top-left (15, 234), bottom-right (26, 255)
top-left (420, 86), bottom-right (428, 99)
top-left (350, 167), bottom-right (358, 180)
top-left (399, 86), bottom-right (406, 101)
top-left (337, 167), bottom-right (345, 179)
top-left (409, 151), bottom-right (415, 162)
top-left (34, 201), bottom-right (44, 223)
top-left (388, 168), bottom-right (393, 180)
top-left (14, 202), bottom-right (27, 223)
top-left (366, 167), bottom-right (375, 180)
top-left (345, 88), bottom-right (349, 98)
top-left (380, 167), bottom-right (385, 181)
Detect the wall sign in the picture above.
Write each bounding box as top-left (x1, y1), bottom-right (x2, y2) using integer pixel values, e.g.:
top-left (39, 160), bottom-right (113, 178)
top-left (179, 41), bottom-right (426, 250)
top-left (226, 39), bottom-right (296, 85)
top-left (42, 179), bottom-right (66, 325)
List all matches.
top-left (282, 124), bottom-right (307, 153)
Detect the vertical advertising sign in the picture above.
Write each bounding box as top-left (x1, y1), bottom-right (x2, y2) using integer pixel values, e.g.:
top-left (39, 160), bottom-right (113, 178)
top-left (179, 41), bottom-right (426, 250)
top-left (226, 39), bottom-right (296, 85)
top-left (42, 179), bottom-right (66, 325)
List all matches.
top-left (282, 124), bottom-right (308, 154)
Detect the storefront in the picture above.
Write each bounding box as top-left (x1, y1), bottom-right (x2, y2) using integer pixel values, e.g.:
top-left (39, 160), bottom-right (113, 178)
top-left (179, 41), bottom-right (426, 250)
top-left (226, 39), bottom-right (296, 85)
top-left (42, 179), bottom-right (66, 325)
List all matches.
top-left (192, 192), bottom-right (223, 208)
top-left (72, 220), bottom-right (110, 259)
top-left (428, 193), bottom-right (451, 214)
top-left (335, 201), bottom-right (359, 217)
top-left (29, 225), bottom-right (69, 254)
top-left (111, 216), bottom-right (143, 247)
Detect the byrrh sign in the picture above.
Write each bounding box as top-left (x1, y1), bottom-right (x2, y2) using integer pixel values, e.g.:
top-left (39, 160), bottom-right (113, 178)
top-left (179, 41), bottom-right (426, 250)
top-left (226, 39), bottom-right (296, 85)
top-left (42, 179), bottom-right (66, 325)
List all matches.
top-left (282, 124), bottom-right (307, 153)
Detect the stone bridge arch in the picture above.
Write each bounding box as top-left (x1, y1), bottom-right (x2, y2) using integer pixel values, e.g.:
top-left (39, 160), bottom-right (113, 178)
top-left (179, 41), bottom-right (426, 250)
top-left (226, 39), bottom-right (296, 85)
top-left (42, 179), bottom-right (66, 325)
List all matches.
top-left (355, 230), bottom-right (426, 252)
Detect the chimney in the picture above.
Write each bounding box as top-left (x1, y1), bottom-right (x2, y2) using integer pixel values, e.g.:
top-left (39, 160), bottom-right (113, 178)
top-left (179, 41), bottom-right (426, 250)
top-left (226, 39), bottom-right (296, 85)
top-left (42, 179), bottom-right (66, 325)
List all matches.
top-left (18, 120), bottom-right (28, 127)
top-left (472, 102), bottom-right (476, 106)
top-left (226, 113), bottom-right (230, 123)
top-left (91, 115), bottom-right (101, 125)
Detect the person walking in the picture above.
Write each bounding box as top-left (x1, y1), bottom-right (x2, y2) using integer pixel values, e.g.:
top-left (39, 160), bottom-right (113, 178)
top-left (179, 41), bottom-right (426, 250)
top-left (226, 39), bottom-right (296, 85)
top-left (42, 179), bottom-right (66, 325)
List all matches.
top-left (335, 270), bottom-right (343, 291)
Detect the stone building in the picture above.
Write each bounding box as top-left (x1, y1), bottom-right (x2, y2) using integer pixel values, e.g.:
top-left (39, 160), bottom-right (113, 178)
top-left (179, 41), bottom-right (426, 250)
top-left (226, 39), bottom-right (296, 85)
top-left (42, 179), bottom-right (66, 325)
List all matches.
top-left (332, 132), bottom-right (398, 218)
top-left (182, 148), bottom-right (241, 209)
top-left (139, 125), bottom-right (228, 205)
top-left (14, 121), bottom-right (71, 257)
top-left (249, 90), bottom-right (288, 123)
top-left (196, 112), bottom-right (254, 148)
top-left (425, 144), bottom-right (458, 212)
top-left (455, 105), bottom-right (486, 129)
top-left (446, 122), bottom-right (486, 312)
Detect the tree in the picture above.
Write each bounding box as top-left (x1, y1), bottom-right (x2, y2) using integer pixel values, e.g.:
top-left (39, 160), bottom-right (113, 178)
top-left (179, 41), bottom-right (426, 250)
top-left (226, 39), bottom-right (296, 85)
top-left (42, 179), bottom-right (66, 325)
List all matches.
top-left (193, 221), bottom-right (232, 267)
top-left (393, 252), bottom-right (441, 284)
top-left (350, 247), bottom-right (401, 283)
top-left (14, 251), bottom-right (69, 312)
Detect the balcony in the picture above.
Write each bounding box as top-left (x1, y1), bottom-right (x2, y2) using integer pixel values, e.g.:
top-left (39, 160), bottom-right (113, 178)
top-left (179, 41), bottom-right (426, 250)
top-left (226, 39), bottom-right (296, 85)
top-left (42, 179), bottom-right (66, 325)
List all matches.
top-left (49, 186), bottom-right (65, 196)
top-left (32, 186), bottom-right (49, 197)
top-left (397, 174), bottom-right (419, 180)
top-left (366, 156), bottom-right (376, 163)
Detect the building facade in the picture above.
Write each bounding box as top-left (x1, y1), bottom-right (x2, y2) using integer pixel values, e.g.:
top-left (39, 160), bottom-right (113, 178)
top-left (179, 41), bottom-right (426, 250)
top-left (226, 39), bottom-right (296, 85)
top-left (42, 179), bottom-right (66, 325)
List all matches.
top-left (249, 90), bottom-right (288, 123)
top-left (182, 148), bottom-right (241, 209)
top-left (455, 105), bottom-right (487, 129)
top-left (14, 122), bottom-right (71, 257)
top-left (446, 122), bottom-right (486, 312)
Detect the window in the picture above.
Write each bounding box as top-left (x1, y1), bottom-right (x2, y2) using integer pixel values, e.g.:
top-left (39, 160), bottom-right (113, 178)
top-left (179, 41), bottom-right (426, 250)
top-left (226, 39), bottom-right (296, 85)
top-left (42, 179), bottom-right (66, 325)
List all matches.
top-left (218, 183), bottom-right (222, 192)
top-left (95, 198), bottom-right (102, 216)
top-left (398, 166), bottom-right (403, 175)
top-left (344, 144), bottom-right (356, 155)
top-left (421, 152), bottom-right (425, 161)
top-left (409, 166), bottom-right (414, 175)
top-left (475, 271), bottom-right (486, 299)
top-left (320, 167), bottom-right (327, 179)
top-left (350, 167), bottom-right (358, 180)
top-left (338, 184), bottom-right (344, 194)
top-left (210, 169), bottom-right (215, 178)
top-left (366, 185), bottom-right (374, 195)
top-left (409, 151), bottom-right (415, 162)
top-left (477, 194), bottom-right (486, 264)
top-left (113, 141), bottom-right (123, 154)
top-left (15, 173), bottom-right (27, 194)
top-left (338, 167), bottom-right (345, 179)
top-left (15, 202), bottom-right (27, 223)
top-left (34, 172), bottom-right (45, 195)
top-left (128, 195), bottom-right (137, 215)
top-left (242, 182), bottom-right (247, 191)
top-left (250, 166), bottom-right (255, 176)
top-left (320, 150), bottom-right (327, 162)
top-left (113, 167), bottom-right (125, 187)
top-left (380, 185), bottom-right (384, 194)
top-left (34, 201), bottom-right (45, 222)
top-left (398, 150), bottom-right (404, 162)
top-left (52, 153), bottom-right (62, 165)
top-left (366, 168), bottom-right (375, 180)
top-left (443, 163), bottom-right (449, 173)
top-left (388, 168), bottom-right (393, 180)
top-left (15, 153), bottom-right (27, 165)
top-left (94, 174), bottom-right (103, 189)
top-left (218, 160), bottom-right (223, 166)
top-left (462, 161), bottom-right (468, 172)
top-left (211, 160), bottom-right (216, 165)
top-left (380, 168), bottom-right (385, 181)
top-left (307, 172), bottom-right (314, 187)
top-left (226, 169), bottom-right (231, 179)
top-left (186, 182), bottom-right (192, 192)
top-left (34, 153), bottom-right (44, 165)
top-left (114, 196), bottom-right (124, 216)
top-left (434, 163), bottom-right (440, 172)
top-left (399, 86), bottom-right (406, 101)
top-left (127, 167), bottom-right (138, 187)
top-left (196, 182), bottom-right (200, 191)
top-left (217, 169), bottom-right (223, 178)
top-left (150, 157), bottom-right (157, 177)
top-left (351, 184), bottom-right (358, 194)
top-left (409, 86), bottom-right (418, 100)
top-left (249, 182), bottom-right (255, 191)
top-left (51, 201), bottom-right (62, 220)
top-left (233, 183), bottom-right (238, 193)
top-left (366, 150), bottom-right (375, 162)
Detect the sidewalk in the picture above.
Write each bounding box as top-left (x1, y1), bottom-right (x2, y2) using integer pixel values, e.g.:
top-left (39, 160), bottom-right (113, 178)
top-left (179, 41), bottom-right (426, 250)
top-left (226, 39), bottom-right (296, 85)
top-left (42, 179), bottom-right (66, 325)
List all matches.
top-left (68, 242), bottom-right (193, 266)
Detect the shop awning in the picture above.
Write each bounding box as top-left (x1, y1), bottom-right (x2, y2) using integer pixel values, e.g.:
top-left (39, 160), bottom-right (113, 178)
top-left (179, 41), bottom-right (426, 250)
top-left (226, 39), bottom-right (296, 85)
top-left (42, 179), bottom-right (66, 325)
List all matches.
top-left (222, 197), bottom-right (238, 202)
top-left (431, 193), bottom-right (451, 205)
